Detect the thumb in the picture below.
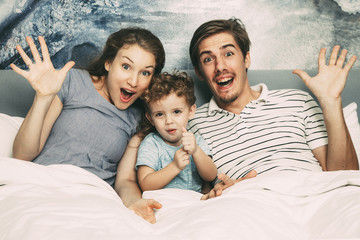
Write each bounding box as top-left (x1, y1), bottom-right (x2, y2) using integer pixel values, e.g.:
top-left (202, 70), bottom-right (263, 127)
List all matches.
top-left (235, 169), bottom-right (257, 183)
top-left (60, 61), bottom-right (75, 75)
top-left (292, 69), bottom-right (310, 84)
top-left (148, 199), bottom-right (162, 210)
top-left (181, 127), bottom-right (188, 133)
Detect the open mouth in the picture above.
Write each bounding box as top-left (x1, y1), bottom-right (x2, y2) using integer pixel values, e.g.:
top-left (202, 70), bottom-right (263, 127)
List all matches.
top-left (216, 77), bottom-right (234, 88)
top-left (167, 129), bottom-right (177, 134)
top-left (120, 88), bottom-right (135, 102)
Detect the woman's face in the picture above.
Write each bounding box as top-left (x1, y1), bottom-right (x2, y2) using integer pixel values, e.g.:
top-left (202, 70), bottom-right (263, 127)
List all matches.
top-left (104, 44), bottom-right (156, 110)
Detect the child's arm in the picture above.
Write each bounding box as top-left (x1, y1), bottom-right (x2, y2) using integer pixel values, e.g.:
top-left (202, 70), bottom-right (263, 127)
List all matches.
top-left (181, 127), bottom-right (217, 182)
top-left (137, 148), bottom-right (190, 191)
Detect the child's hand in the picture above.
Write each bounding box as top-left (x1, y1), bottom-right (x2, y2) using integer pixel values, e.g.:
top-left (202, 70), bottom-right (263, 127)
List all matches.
top-left (173, 148), bottom-right (190, 170)
top-left (181, 127), bottom-right (197, 155)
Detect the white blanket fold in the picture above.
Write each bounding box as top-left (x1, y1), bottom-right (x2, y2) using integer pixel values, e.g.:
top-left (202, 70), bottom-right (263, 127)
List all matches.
top-left (1, 157), bottom-right (360, 240)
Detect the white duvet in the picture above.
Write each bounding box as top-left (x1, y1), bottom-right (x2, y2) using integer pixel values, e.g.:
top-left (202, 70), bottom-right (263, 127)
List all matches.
top-left (1, 157), bottom-right (359, 240)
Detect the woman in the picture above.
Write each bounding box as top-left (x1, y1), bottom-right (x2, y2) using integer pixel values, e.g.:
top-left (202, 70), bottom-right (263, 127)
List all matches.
top-left (10, 28), bottom-right (165, 223)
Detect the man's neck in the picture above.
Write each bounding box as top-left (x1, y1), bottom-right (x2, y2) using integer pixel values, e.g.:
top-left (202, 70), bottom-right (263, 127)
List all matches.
top-left (217, 88), bottom-right (261, 115)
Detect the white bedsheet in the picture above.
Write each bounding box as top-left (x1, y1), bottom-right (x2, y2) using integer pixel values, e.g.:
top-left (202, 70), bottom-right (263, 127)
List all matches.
top-left (1, 157), bottom-right (359, 240)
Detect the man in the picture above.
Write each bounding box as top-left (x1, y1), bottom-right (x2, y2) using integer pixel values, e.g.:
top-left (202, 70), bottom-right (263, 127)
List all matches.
top-left (187, 18), bottom-right (359, 199)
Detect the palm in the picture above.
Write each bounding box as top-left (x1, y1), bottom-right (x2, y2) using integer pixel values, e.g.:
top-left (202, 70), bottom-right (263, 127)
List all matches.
top-left (10, 36), bottom-right (74, 96)
top-left (293, 46), bottom-right (357, 101)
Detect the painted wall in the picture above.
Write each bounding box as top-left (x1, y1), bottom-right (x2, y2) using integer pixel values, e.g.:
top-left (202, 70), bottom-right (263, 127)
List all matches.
top-left (0, 0), bottom-right (359, 71)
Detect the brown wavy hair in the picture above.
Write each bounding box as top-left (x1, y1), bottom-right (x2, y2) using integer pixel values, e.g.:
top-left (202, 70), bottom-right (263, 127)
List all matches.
top-left (87, 27), bottom-right (165, 78)
top-left (137, 71), bottom-right (196, 137)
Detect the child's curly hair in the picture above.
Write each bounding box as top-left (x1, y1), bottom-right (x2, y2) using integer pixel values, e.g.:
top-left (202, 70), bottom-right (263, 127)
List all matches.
top-left (137, 71), bottom-right (196, 137)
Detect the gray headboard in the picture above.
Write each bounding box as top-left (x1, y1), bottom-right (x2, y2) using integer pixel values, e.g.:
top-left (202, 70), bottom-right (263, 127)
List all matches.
top-left (1, 69), bottom-right (359, 119)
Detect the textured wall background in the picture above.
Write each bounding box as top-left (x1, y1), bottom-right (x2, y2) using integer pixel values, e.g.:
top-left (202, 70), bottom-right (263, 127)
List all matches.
top-left (0, 0), bottom-right (359, 71)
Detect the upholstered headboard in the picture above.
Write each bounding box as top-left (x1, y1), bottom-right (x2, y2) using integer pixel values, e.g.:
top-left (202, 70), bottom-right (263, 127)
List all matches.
top-left (0, 69), bottom-right (359, 119)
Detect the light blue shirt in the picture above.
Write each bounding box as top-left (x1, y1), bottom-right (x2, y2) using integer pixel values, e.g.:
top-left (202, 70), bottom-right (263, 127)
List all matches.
top-left (136, 132), bottom-right (213, 192)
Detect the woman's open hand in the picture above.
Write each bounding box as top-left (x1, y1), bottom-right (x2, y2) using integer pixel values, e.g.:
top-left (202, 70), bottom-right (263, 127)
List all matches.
top-left (10, 36), bottom-right (75, 97)
top-left (129, 198), bottom-right (162, 224)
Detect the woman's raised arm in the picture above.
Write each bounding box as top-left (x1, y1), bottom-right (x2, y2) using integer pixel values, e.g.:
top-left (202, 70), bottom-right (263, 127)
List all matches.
top-left (11, 36), bottom-right (74, 160)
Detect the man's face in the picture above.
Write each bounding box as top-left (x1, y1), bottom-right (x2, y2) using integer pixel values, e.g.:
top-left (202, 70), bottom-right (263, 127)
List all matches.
top-left (196, 32), bottom-right (251, 106)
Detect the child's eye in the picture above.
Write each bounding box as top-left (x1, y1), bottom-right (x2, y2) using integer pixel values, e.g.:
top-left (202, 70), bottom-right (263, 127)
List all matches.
top-left (225, 52), bottom-right (234, 57)
top-left (122, 64), bottom-right (130, 70)
top-left (155, 113), bottom-right (163, 117)
top-left (174, 110), bottom-right (182, 114)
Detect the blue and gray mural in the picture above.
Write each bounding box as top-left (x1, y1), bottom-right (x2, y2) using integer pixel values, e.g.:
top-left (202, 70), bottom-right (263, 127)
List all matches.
top-left (0, 0), bottom-right (359, 71)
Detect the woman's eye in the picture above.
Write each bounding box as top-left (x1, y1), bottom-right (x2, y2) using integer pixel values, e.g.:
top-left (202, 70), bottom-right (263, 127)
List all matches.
top-left (122, 64), bottom-right (130, 70)
top-left (142, 71), bottom-right (151, 76)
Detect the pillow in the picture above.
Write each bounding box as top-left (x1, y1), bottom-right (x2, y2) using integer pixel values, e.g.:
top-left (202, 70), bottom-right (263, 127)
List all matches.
top-left (0, 113), bottom-right (24, 158)
top-left (343, 102), bottom-right (360, 162)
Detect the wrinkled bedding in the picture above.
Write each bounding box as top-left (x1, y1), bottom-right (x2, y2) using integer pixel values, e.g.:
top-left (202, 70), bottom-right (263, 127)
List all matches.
top-left (1, 157), bottom-right (359, 240)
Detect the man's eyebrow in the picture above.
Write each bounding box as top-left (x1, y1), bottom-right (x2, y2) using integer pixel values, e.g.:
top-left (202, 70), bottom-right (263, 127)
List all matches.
top-left (123, 56), bottom-right (154, 69)
top-left (199, 44), bottom-right (237, 58)
top-left (221, 44), bottom-right (236, 50)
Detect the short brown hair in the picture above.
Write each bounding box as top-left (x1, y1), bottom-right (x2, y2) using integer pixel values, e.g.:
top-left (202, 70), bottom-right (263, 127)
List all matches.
top-left (189, 18), bottom-right (251, 70)
top-left (137, 71), bottom-right (196, 136)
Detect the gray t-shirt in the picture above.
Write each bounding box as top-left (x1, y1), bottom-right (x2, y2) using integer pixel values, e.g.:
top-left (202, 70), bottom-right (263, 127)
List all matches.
top-left (34, 69), bottom-right (142, 186)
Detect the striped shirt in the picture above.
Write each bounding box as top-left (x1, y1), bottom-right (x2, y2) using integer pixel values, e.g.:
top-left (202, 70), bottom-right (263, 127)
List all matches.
top-left (188, 84), bottom-right (328, 179)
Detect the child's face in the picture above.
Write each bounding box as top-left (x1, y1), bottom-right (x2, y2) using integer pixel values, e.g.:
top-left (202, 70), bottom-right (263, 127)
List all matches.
top-left (146, 92), bottom-right (196, 146)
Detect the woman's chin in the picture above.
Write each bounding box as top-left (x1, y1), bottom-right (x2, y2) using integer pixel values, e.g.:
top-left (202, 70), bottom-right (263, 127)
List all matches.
top-left (114, 100), bottom-right (133, 110)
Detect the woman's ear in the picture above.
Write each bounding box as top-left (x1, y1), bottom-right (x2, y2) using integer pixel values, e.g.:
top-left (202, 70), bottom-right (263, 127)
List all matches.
top-left (189, 104), bottom-right (197, 119)
top-left (105, 61), bottom-right (111, 71)
top-left (145, 112), bottom-right (154, 126)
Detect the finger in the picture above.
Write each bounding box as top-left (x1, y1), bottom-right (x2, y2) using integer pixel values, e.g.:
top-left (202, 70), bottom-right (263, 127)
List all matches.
top-left (181, 127), bottom-right (188, 133)
top-left (235, 169), bottom-right (257, 183)
top-left (143, 211), bottom-right (156, 224)
top-left (336, 49), bottom-right (348, 67)
top-left (292, 69), bottom-right (311, 85)
top-left (201, 192), bottom-right (209, 200)
top-left (217, 173), bottom-right (232, 186)
top-left (148, 199), bottom-right (162, 210)
top-left (329, 45), bottom-right (340, 65)
top-left (215, 187), bottom-right (223, 197)
top-left (60, 61), bottom-right (75, 75)
top-left (26, 36), bottom-right (42, 63)
top-left (208, 189), bottom-right (217, 199)
top-left (213, 180), bottom-right (225, 195)
top-left (318, 47), bottom-right (327, 68)
top-left (38, 36), bottom-right (51, 62)
top-left (343, 55), bottom-right (357, 73)
top-left (147, 216), bottom-right (156, 224)
top-left (244, 169), bottom-right (257, 178)
top-left (10, 63), bottom-right (29, 79)
top-left (15, 44), bottom-right (33, 68)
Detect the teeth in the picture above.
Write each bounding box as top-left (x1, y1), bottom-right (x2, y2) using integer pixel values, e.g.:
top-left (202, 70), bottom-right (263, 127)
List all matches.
top-left (217, 77), bottom-right (233, 86)
top-left (123, 89), bottom-right (134, 94)
top-left (218, 77), bottom-right (233, 83)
